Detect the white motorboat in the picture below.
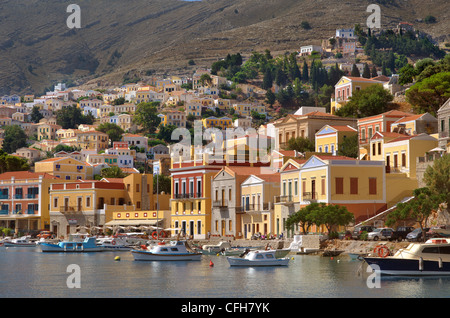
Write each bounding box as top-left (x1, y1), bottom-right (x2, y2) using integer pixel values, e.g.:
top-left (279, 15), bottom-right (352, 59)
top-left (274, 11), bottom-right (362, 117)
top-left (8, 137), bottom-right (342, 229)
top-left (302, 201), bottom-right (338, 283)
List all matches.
top-left (364, 238), bottom-right (450, 276)
top-left (227, 250), bottom-right (290, 267)
top-left (4, 236), bottom-right (36, 247)
top-left (96, 236), bottom-right (133, 251)
top-left (131, 240), bottom-right (202, 261)
top-left (201, 241), bottom-right (232, 255)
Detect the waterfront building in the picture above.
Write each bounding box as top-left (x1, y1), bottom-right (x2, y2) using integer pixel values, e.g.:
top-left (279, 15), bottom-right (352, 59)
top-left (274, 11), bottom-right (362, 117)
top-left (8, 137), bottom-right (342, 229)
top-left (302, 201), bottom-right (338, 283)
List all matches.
top-left (273, 158), bottom-right (305, 238)
top-left (240, 172), bottom-right (280, 239)
top-left (0, 171), bottom-right (61, 233)
top-left (437, 98), bottom-right (450, 149)
top-left (48, 174), bottom-right (153, 238)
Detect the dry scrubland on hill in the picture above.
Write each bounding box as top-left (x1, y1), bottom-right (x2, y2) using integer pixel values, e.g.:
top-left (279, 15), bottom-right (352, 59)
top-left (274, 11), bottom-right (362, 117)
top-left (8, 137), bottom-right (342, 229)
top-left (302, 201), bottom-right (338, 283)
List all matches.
top-left (0, 0), bottom-right (449, 95)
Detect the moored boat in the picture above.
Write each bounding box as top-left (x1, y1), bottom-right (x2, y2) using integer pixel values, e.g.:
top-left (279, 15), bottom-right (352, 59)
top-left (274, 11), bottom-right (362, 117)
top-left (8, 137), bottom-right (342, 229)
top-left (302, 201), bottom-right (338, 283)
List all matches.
top-left (96, 236), bottom-right (133, 251)
top-left (227, 250), bottom-right (290, 267)
top-left (4, 236), bottom-right (36, 247)
top-left (40, 236), bottom-right (105, 253)
top-left (364, 238), bottom-right (450, 276)
top-left (201, 241), bottom-right (232, 255)
top-left (131, 240), bottom-right (202, 261)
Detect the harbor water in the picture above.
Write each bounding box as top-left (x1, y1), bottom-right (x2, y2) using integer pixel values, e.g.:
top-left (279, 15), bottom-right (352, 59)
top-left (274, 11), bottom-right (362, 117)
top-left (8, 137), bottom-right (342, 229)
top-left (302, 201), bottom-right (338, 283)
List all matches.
top-left (1, 246), bottom-right (450, 298)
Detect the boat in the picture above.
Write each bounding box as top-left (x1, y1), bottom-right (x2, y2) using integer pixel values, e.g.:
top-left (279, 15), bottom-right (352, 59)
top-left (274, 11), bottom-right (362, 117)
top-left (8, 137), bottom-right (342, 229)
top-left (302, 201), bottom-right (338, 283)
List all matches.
top-left (221, 248), bottom-right (243, 256)
top-left (131, 240), bottom-right (202, 261)
top-left (4, 236), bottom-right (37, 247)
top-left (40, 236), bottom-right (105, 253)
top-left (201, 241), bottom-right (232, 255)
top-left (364, 239), bottom-right (450, 276)
top-left (429, 226), bottom-right (450, 237)
top-left (346, 252), bottom-right (368, 261)
top-left (96, 236), bottom-right (134, 251)
top-left (227, 249), bottom-right (290, 267)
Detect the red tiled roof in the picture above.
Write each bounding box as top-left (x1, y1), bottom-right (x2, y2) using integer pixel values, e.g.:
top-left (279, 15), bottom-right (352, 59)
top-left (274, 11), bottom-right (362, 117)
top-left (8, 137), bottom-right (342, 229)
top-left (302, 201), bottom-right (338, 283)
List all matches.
top-left (0, 171), bottom-right (61, 180)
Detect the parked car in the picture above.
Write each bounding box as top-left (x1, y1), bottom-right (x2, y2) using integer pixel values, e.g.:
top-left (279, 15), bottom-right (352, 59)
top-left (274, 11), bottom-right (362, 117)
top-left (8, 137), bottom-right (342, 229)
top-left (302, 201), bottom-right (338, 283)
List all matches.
top-left (406, 227), bottom-right (431, 242)
top-left (367, 228), bottom-right (395, 241)
top-left (352, 226), bottom-right (376, 240)
top-left (37, 231), bottom-right (55, 239)
top-left (390, 226), bottom-right (415, 242)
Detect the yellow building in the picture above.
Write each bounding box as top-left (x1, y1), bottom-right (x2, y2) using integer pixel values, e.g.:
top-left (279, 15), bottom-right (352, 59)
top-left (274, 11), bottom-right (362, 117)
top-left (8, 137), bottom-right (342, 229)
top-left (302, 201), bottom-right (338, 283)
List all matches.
top-left (76, 130), bottom-right (109, 150)
top-left (240, 173), bottom-right (280, 239)
top-left (232, 103), bottom-right (265, 117)
top-left (48, 174), bottom-right (154, 237)
top-left (315, 125), bottom-right (357, 155)
top-left (331, 76), bottom-right (385, 114)
top-left (274, 158), bottom-right (305, 237)
top-left (159, 110), bottom-right (186, 128)
top-left (37, 123), bottom-right (62, 141)
top-left (382, 133), bottom-right (438, 178)
top-left (35, 157), bottom-right (94, 181)
top-left (202, 116), bottom-right (233, 130)
top-left (299, 155), bottom-right (387, 225)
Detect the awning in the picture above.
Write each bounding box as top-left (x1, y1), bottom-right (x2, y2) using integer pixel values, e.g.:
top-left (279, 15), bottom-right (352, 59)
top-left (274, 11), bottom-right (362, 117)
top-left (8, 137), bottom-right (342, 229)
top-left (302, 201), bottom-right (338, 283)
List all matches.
top-left (105, 219), bottom-right (160, 226)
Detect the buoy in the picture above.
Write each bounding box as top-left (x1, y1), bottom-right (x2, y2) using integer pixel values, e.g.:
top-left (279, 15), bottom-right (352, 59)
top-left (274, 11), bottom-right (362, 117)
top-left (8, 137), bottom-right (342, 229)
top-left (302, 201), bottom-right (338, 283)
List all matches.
top-left (331, 257), bottom-right (334, 260)
top-left (209, 260), bottom-right (214, 267)
top-left (291, 257), bottom-right (294, 260)
top-left (114, 256), bottom-right (121, 261)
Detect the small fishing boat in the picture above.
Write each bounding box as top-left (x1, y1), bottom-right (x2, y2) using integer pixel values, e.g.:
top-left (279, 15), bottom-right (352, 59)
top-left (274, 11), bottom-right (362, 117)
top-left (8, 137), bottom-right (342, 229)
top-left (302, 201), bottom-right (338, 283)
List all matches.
top-left (4, 236), bottom-right (36, 247)
top-left (40, 236), bottom-right (105, 253)
top-left (227, 250), bottom-right (290, 267)
top-left (96, 236), bottom-right (133, 251)
top-left (201, 241), bottom-right (232, 255)
top-left (221, 248), bottom-right (243, 256)
top-left (364, 238), bottom-right (450, 276)
top-left (131, 240), bottom-right (202, 261)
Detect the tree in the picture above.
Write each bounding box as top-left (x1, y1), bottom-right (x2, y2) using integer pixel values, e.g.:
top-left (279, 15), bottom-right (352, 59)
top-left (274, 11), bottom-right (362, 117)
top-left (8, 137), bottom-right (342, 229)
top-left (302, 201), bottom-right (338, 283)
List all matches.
top-left (153, 174), bottom-right (171, 194)
top-left (55, 105), bottom-right (94, 129)
top-left (265, 90), bottom-right (276, 107)
top-left (100, 166), bottom-right (128, 178)
top-left (351, 64), bottom-right (360, 77)
top-left (286, 137), bottom-right (314, 153)
top-left (362, 63), bottom-right (371, 78)
top-left (0, 149), bottom-right (29, 173)
top-left (386, 187), bottom-right (444, 241)
top-left (111, 97), bottom-right (125, 105)
top-left (199, 73), bottom-right (212, 87)
top-left (30, 106), bottom-right (43, 123)
top-left (2, 125), bottom-right (27, 154)
top-left (398, 64), bottom-right (416, 85)
top-left (371, 65), bottom-right (378, 78)
top-left (96, 123), bottom-right (125, 145)
top-left (285, 202), bottom-right (321, 234)
top-left (262, 68), bottom-right (273, 90)
top-left (406, 72), bottom-right (450, 115)
top-left (301, 21), bottom-right (311, 30)
top-left (134, 102), bottom-right (161, 134)
top-left (337, 134), bottom-right (359, 158)
top-left (302, 60), bottom-right (309, 82)
top-left (423, 154), bottom-right (450, 208)
top-left (336, 84), bottom-right (394, 118)
top-left (316, 204), bottom-right (354, 235)
top-left (157, 124), bottom-right (179, 144)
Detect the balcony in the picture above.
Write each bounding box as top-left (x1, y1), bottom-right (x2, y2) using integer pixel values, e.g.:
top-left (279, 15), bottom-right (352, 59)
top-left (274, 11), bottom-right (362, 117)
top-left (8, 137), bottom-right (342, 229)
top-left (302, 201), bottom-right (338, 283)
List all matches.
top-left (302, 192), bottom-right (318, 202)
top-left (213, 200), bottom-right (228, 208)
top-left (439, 131), bottom-right (449, 139)
top-left (60, 206), bottom-right (83, 214)
top-left (275, 195), bottom-right (294, 204)
top-left (173, 193), bottom-right (202, 200)
top-left (0, 210), bottom-right (8, 215)
top-left (14, 194), bottom-right (23, 199)
top-left (242, 203), bottom-right (271, 213)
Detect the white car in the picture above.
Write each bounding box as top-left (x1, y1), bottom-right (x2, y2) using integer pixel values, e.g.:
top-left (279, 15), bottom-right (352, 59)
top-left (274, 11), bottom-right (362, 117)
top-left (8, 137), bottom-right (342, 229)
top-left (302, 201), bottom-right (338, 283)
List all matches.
top-left (367, 228), bottom-right (394, 241)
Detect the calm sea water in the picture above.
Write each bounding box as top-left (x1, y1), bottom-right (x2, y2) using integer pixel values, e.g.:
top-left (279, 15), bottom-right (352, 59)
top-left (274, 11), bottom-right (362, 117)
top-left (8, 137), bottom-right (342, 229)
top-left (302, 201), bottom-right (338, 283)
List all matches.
top-left (1, 246), bottom-right (450, 299)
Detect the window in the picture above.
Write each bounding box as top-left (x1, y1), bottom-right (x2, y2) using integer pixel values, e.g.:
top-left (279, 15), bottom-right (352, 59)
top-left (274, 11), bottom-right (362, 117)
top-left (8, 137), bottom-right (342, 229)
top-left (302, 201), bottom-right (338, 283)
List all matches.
top-left (321, 178), bottom-right (326, 195)
top-left (350, 178), bottom-right (358, 195)
top-left (86, 197), bottom-right (91, 207)
top-left (54, 198), bottom-right (58, 208)
top-left (335, 178), bottom-right (344, 195)
top-left (372, 143), bottom-right (376, 156)
top-left (369, 178), bottom-right (377, 195)
top-left (401, 153), bottom-right (406, 167)
top-left (378, 142), bottom-right (381, 155)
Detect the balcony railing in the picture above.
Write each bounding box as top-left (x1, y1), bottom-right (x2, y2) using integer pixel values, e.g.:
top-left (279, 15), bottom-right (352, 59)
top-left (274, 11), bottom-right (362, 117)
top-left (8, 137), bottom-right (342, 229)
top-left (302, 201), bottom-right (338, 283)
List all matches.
top-left (439, 131), bottom-right (449, 138)
top-left (242, 203), bottom-right (271, 212)
top-left (302, 192), bottom-right (318, 201)
top-left (275, 195), bottom-right (294, 204)
top-left (213, 200), bottom-right (228, 208)
top-left (174, 193), bottom-right (202, 200)
top-left (0, 210), bottom-right (8, 215)
top-left (60, 206), bottom-right (83, 213)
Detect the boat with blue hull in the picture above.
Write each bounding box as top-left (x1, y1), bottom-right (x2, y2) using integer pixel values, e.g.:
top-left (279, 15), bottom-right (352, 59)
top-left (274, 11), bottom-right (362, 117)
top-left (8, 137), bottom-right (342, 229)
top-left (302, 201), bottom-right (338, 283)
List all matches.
top-left (40, 236), bottom-right (105, 253)
top-left (364, 238), bottom-right (450, 276)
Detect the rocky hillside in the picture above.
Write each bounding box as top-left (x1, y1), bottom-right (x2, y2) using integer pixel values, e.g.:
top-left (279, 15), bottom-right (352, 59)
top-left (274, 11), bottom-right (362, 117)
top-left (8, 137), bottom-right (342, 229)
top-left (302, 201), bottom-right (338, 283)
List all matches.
top-left (0, 0), bottom-right (448, 95)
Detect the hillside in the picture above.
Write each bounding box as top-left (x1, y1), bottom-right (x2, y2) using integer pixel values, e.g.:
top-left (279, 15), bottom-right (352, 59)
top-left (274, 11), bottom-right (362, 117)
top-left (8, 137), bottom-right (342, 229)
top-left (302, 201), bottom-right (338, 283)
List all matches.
top-left (0, 0), bottom-right (449, 95)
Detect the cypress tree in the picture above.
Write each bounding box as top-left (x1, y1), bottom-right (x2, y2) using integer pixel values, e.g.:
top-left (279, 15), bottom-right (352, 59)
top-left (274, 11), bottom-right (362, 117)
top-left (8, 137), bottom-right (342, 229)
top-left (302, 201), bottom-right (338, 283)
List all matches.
top-left (302, 60), bottom-right (309, 82)
top-left (362, 63), bottom-right (371, 78)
